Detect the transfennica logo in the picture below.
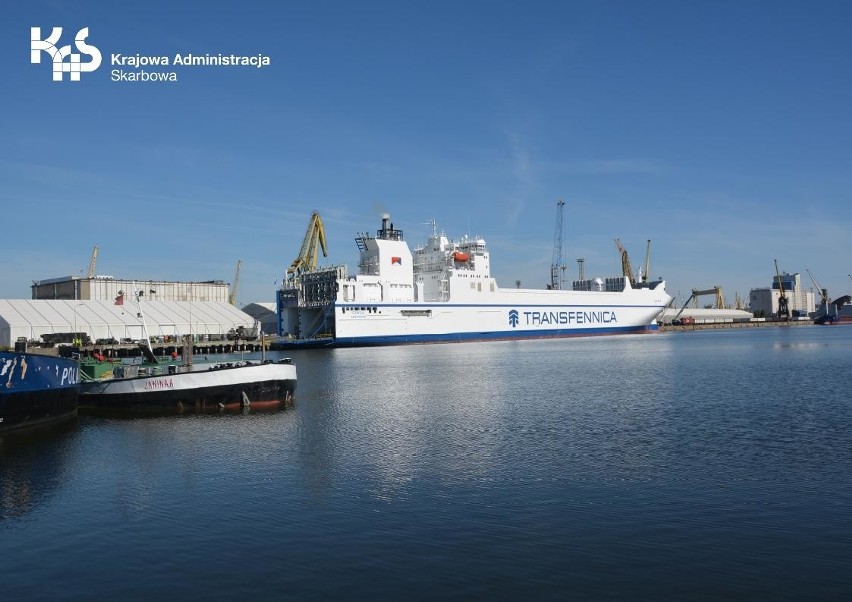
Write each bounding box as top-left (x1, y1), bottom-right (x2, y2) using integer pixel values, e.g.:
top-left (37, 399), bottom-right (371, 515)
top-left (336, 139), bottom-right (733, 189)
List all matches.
top-left (508, 309), bottom-right (519, 328)
top-left (31, 27), bottom-right (102, 81)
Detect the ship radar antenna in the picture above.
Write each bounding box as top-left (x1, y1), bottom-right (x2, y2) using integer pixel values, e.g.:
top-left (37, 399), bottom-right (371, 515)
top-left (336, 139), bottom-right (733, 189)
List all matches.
top-left (423, 218), bottom-right (438, 238)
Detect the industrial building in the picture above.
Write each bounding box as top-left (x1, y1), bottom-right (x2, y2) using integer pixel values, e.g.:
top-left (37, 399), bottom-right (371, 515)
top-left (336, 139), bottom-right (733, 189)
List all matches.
top-left (0, 299), bottom-right (256, 349)
top-left (2, 249), bottom-right (262, 348)
top-left (749, 272), bottom-right (815, 318)
top-left (31, 275), bottom-right (229, 303)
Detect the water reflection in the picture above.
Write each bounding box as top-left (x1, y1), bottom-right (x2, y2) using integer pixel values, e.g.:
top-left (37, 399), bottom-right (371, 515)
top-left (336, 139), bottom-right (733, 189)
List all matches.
top-left (290, 336), bottom-right (687, 502)
top-left (1, 329), bottom-right (851, 600)
top-left (0, 420), bottom-right (79, 519)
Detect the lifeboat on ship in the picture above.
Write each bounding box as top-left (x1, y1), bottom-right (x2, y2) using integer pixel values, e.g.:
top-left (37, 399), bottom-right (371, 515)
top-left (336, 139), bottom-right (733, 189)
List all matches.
top-left (452, 251), bottom-right (470, 263)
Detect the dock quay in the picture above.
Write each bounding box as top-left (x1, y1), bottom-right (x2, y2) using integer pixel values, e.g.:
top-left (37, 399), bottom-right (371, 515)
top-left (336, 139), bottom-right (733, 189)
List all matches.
top-left (660, 319), bottom-right (815, 332)
top-left (54, 339), bottom-right (266, 360)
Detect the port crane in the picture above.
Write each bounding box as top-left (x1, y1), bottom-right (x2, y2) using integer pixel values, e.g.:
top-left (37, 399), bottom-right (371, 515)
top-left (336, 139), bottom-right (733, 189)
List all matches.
top-left (670, 286), bottom-right (724, 323)
top-left (614, 239), bottom-right (636, 287)
top-left (807, 269), bottom-right (851, 323)
top-left (87, 245), bottom-right (99, 278)
top-left (287, 211), bottom-right (328, 280)
top-left (805, 268), bottom-right (828, 309)
top-left (550, 200), bottom-right (566, 289)
top-left (774, 259), bottom-right (790, 321)
top-left (229, 259), bottom-right (242, 306)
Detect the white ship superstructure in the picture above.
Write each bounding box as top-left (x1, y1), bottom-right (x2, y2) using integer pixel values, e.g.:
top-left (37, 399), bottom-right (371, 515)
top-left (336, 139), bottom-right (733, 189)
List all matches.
top-left (276, 215), bottom-right (671, 346)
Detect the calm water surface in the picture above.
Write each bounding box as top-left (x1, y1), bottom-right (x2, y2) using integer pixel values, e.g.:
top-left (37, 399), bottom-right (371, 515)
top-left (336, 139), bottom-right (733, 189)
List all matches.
top-left (2, 327), bottom-right (851, 600)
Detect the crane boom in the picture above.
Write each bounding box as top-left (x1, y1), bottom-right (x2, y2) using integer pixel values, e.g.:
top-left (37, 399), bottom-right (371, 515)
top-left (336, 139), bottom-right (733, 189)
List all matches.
top-left (642, 239), bottom-right (651, 284)
top-left (287, 212), bottom-right (328, 279)
top-left (229, 259), bottom-right (242, 305)
top-left (87, 245), bottom-right (99, 278)
top-left (550, 200), bottom-right (565, 290)
top-left (614, 238), bottom-right (635, 287)
top-left (805, 268), bottom-right (828, 304)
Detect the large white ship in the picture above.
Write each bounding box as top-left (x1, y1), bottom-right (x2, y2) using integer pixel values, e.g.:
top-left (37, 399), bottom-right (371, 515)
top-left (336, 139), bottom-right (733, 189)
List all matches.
top-left (275, 215), bottom-right (671, 347)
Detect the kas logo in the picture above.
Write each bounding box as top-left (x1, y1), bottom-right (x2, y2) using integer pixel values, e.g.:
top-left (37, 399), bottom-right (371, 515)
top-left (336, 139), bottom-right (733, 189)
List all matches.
top-left (508, 309), bottom-right (519, 328)
top-left (31, 26), bottom-right (102, 81)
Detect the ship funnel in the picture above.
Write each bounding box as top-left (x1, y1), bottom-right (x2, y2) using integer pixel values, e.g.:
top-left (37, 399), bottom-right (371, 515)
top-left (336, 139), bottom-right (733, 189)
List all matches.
top-left (376, 214), bottom-right (403, 241)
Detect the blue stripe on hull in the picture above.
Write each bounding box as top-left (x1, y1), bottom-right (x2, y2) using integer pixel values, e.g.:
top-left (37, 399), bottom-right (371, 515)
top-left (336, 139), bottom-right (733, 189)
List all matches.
top-left (276, 324), bottom-right (659, 348)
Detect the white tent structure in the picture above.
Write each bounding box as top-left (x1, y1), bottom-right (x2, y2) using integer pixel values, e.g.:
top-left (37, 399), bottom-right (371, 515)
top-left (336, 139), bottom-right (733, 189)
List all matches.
top-left (241, 302), bottom-right (277, 335)
top-left (0, 299), bottom-right (256, 348)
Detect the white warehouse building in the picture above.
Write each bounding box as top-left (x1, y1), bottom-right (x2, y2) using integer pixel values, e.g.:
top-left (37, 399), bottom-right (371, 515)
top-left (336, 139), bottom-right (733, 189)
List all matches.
top-left (0, 299), bottom-right (256, 348)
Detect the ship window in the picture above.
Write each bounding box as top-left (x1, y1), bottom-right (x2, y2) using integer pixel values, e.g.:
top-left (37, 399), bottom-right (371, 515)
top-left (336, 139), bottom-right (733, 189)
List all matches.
top-left (477, 282), bottom-right (482, 292)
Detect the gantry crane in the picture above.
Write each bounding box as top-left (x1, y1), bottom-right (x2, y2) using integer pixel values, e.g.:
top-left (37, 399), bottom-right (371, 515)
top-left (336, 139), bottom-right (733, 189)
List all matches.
top-left (229, 259), bottom-right (242, 306)
top-left (669, 286), bottom-right (724, 323)
top-left (550, 200), bottom-right (565, 290)
top-left (287, 211), bottom-right (328, 280)
top-left (87, 245), bottom-right (99, 278)
top-left (614, 238), bottom-right (636, 287)
top-left (774, 259), bottom-right (790, 321)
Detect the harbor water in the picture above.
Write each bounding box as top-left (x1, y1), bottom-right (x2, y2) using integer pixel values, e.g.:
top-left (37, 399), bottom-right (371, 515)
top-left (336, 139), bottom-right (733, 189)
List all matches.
top-left (2, 327), bottom-right (851, 600)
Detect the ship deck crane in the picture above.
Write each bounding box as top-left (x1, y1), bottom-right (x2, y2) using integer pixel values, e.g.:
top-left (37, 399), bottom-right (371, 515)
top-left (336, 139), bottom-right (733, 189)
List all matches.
top-left (229, 259), bottom-right (242, 306)
top-left (614, 239), bottom-right (636, 287)
top-left (287, 212), bottom-right (328, 280)
top-left (774, 259), bottom-right (790, 321)
top-left (550, 200), bottom-right (565, 290)
top-left (641, 239), bottom-right (651, 284)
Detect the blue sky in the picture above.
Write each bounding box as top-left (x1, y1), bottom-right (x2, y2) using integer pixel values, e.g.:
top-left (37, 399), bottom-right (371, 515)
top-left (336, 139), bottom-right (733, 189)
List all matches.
top-left (4, 0), bottom-right (851, 307)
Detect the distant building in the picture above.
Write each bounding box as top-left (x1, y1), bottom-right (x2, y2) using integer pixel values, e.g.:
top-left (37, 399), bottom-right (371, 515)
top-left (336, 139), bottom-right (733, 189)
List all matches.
top-left (749, 272), bottom-right (815, 317)
top-left (31, 275), bottom-right (229, 303)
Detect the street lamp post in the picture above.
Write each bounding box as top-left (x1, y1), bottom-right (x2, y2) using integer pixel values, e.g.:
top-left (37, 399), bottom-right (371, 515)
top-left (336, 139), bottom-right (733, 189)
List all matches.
top-left (72, 303), bottom-right (85, 347)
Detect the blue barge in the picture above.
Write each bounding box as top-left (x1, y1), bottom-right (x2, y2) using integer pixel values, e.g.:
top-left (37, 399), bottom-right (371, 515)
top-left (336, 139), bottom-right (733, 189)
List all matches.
top-left (0, 351), bottom-right (80, 433)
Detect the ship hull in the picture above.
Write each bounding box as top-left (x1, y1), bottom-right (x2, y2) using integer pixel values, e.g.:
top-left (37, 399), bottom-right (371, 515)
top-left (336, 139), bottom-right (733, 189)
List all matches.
top-left (280, 294), bottom-right (668, 348)
top-left (0, 352), bottom-right (80, 433)
top-left (79, 361), bottom-right (296, 416)
top-left (330, 323), bottom-right (658, 346)
top-left (276, 213), bottom-right (671, 349)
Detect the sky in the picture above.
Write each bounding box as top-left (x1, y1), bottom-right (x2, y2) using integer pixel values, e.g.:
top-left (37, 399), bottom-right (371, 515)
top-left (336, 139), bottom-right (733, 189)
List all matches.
top-left (3, 0), bottom-right (851, 308)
